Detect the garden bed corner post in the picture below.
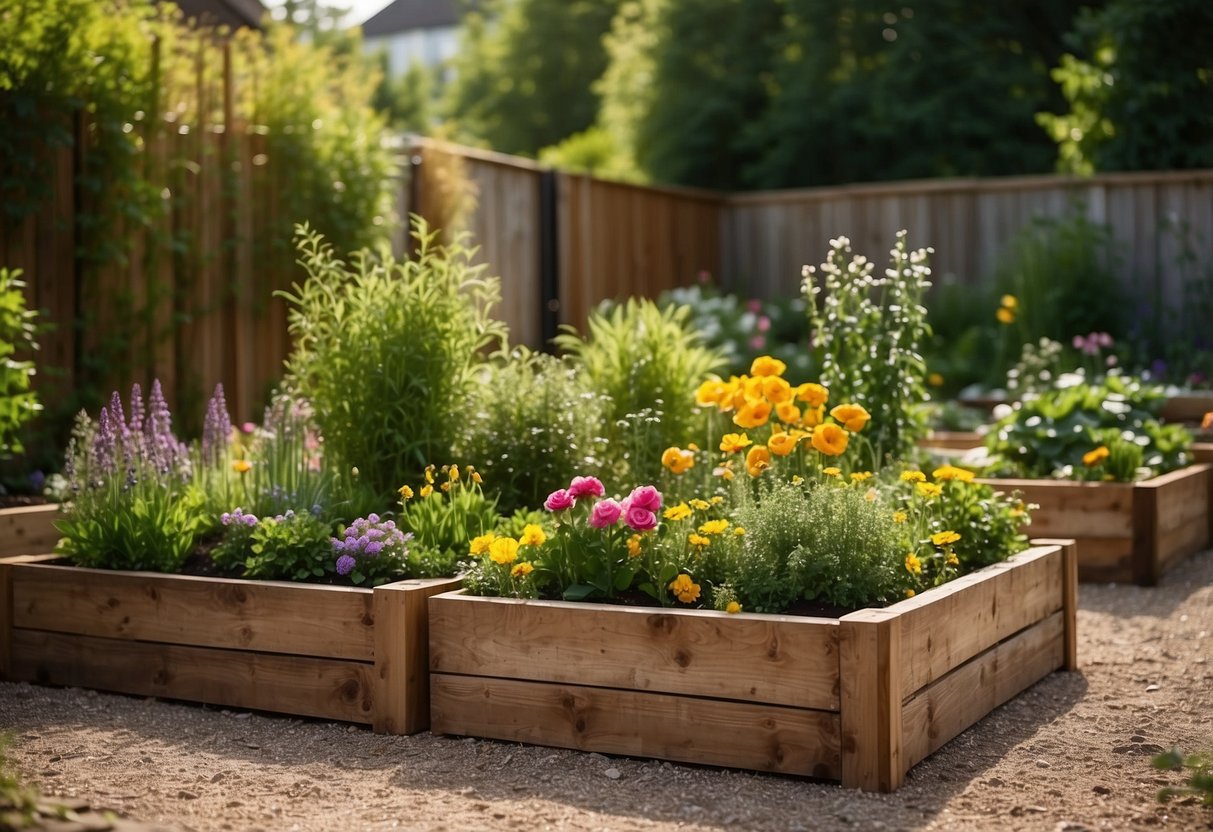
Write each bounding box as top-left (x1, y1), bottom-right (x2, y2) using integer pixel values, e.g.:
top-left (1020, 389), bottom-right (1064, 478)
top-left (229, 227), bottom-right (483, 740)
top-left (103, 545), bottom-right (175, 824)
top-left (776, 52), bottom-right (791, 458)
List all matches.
top-left (839, 608), bottom-right (903, 792)
top-left (372, 578), bottom-right (457, 734)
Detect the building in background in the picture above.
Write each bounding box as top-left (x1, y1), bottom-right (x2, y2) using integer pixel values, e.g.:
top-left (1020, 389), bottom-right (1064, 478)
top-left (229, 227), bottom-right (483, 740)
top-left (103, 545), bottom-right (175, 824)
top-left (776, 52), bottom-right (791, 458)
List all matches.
top-left (168, 0), bottom-right (266, 28)
top-left (361, 0), bottom-right (461, 80)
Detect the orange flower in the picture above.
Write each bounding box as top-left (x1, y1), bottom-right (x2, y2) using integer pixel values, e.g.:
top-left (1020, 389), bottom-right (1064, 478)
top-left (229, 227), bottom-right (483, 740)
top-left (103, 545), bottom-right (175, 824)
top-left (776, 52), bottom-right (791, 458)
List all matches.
top-left (767, 431), bottom-right (798, 457)
top-left (761, 376), bottom-right (793, 404)
top-left (775, 400), bottom-right (801, 424)
top-left (750, 355), bottom-right (786, 377)
top-left (810, 423), bottom-right (849, 456)
top-left (801, 405), bottom-right (826, 428)
top-left (1203, 411), bottom-right (1213, 430)
top-left (733, 398), bottom-right (772, 429)
top-left (695, 379), bottom-right (728, 407)
top-left (232, 459), bottom-right (252, 474)
top-left (1082, 446), bottom-right (1110, 467)
top-left (745, 445), bottom-right (772, 477)
top-left (661, 446), bottom-right (695, 475)
top-left (830, 403), bottom-right (871, 432)
top-left (719, 432), bottom-right (752, 454)
top-left (796, 382), bottom-right (829, 408)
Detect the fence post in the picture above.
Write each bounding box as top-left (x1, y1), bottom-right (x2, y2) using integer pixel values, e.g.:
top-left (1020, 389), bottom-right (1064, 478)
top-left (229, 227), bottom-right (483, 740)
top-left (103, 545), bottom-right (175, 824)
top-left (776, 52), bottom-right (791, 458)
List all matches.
top-left (538, 169), bottom-right (560, 348)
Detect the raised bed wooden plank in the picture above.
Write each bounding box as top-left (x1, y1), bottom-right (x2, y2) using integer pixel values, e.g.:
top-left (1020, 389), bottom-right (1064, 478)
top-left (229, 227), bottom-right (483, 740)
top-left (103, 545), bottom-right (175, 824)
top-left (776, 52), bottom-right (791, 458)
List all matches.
top-left (838, 609), bottom-right (902, 792)
top-left (10, 629), bottom-right (376, 724)
top-left (917, 431), bottom-right (983, 451)
top-left (430, 674), bottom-right (841, 779)
top-left (0, 504), bottom-right (62, 557)
top-left (1193, 442), bottom-right (1213, 464)
top-left (10, 563), bottom-right (377, 661)
top-left (987, 480), bottom-right (1135, 539)
top-left (901, 610), bottom-right (1066, 770)
top-left (429, 594), bottom-right (840, 711)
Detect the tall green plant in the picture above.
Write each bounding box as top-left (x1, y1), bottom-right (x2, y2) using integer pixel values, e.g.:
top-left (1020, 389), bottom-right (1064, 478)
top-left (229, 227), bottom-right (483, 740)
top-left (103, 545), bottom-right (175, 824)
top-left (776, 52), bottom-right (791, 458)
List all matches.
top-left (804, 231), bottom-right (932, 467)
top-left (279, 220), bottom-right (507, 501)
top-left (0, 269), bottom-right (41, 456)
top-left (554, 298), bottom-right (724, 484)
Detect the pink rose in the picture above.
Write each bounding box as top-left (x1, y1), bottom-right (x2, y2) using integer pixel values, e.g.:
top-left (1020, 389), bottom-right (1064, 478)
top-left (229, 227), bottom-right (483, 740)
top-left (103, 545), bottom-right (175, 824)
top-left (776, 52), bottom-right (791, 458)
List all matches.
top-left (588, 498), bottom-right (622, 528)
top-left (568, 476), bottom-right (605, 499)
top-left (624, 504), bottom-right (658, 532)
top-left (544, 488), bottom-right (575, 512)
top-left (626, 485), bottom-right (662, 513)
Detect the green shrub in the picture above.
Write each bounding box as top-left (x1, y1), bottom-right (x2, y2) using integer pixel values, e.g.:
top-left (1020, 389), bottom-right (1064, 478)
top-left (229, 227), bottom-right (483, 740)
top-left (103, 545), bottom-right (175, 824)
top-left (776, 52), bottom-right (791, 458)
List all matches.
top-left (0, 269), bottom-right (40, 457)
top-left (280, 221), bottom-right (507, 501)
top-left (222, 509), bottom-right (335, 582)
top-left (554, 298), bottom-right (723, 483)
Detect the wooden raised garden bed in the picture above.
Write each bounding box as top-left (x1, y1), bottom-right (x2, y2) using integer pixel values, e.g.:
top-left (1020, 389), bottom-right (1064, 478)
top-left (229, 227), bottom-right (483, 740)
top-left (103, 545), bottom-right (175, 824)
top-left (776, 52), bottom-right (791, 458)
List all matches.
top-left (0, 555), bottom-right (458, 734)
top-left (0, 504), bottom-right (63, 558)
top-left (979, 463), bottom-right (1212, 585)
top-left (1193, 442), bottom-right (1213, 465)
top-left (916, 431), bottom-right (983, 452)
top-left (428, 540), bottom-right (1078, 792)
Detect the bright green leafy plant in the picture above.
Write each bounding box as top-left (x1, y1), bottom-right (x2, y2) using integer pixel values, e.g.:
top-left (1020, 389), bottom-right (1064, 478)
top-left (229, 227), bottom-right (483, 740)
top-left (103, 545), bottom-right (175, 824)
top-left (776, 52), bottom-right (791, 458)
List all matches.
top-left (0, 268), bottom-right (41, 457)
top-left (398, 463), bottom-right (501, 577)
top-left (1154, 747), bottom-right (1213, 806)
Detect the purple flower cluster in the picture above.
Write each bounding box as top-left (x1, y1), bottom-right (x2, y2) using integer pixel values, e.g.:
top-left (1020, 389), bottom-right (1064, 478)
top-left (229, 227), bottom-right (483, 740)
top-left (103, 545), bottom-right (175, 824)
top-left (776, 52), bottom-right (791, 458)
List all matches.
top-left (201, 383), bottom-right (233, 466)
top-left (331, 514), bottom-right (411, 576)
top-left (220, 507), bottom-right (259, 527)
top-left (73, 380), bottom-right (190, 493)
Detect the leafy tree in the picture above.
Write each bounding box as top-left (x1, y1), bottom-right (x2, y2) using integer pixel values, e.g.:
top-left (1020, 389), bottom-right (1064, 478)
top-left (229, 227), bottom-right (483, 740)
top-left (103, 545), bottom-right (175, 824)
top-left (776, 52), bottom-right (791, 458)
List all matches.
top-left (1038, 0), bottom-right (1213, 174)
top-left (372, 53), bottom-right (433, 134)
top-left (443, 0), bottom-right (625, 156)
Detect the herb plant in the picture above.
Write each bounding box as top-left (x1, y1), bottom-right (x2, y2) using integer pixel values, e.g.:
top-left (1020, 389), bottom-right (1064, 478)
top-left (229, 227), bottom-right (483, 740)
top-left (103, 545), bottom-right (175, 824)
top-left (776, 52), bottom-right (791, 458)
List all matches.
top-left (0, 269), bottom-right (41, 457)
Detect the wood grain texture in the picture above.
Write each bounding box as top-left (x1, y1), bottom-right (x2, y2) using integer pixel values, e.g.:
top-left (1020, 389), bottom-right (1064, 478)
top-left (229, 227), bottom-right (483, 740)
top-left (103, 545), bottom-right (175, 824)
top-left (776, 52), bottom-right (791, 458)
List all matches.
top-left (1031, 539), bottom-right (1081, 672)
top-left (430, 674), bottom-right (840, 779)
top-left (901, 610), bottom-right (1066, 769)
top-left (916, 431), bottom-right (984, 451)
top-left (372, 577), bottom-right (462, 735)
top-left (979, 479), bottom-right (1135, 539)
top-left (838, 609), bottom-right (902, 792)
top-left (10, 563), bottom-right (376, 660)
top-left (429, 592), bottom-right (840, 710)
top-left (889, 544), bottom-right (1063, 694)
top-left (0, 505), bottom-right (63, 557)
top-left (1192, 443), bottom-right (1213, 465)
top-left (10, 629), bottom-right (375, 724)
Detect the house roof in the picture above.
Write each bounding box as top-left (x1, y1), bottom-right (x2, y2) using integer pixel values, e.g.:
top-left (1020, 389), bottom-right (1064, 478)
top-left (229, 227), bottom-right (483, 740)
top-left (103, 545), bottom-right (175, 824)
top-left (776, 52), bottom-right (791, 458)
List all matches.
top-left (168, 0), bottom-right (266, 29)
top-left (361, 0), bottom-right (461, 37)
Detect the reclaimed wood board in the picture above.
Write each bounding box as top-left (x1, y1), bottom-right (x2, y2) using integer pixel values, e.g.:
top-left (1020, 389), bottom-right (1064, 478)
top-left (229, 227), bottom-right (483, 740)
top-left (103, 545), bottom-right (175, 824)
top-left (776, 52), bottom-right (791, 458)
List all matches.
top-left (0, 504), bottom-right (62, 558)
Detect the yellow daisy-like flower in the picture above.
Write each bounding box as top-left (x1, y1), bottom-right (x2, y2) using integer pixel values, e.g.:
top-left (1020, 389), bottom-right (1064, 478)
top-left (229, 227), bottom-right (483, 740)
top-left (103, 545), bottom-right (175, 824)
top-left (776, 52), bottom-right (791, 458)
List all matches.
top-left (719, 432), bottom-right (753, 454)
top-left (519, 524), bottom-right (547, 547)
top-left (733, 526), bottom-right (746, 536)
top-left (689, 498), bottom-right (711, 511)
top-left (398, 484), bottom-right (414, 500)
top-left (750, 355), bottom-right (787, 378)
top-left (892, 510), bottom-right (908, 524)
top-left (916, 482), bottom-right (943, 499)
top-left (469, 533), bottom-right (497, 556)
top-left (510, 561), bottom-right (534, 578)
top-left (420, 484), bottom-right (434, 498)
top-left (791, 475), bottom-right (804, 485)
top-left (830, 403), bottom-right (871, 433)
top-left (661, 446), bottom-right (695, 475)
top-left (810, 423), bottom-right (849, 456)
top-left (822, 467), bottom-right (841, 477)
top-left (725, 601), bottom-right (742, 614)
top-left (688, 533), bottom-right (711, 548)
top-left (775, 399), bottom-right (802, 424)
top-left (850, 471), bottom-right (873, 482)
top-left (232, 459), bottom-right (252, 474)
top-left (699, 519), bottom-right (730, 536)
top-left (905, 589), bottom-right (916, 598)
top-left (1000, 294), bottom-right (1018, 310)
top-left (932, 464), bottom-right (975, 482)
top-left (931, 530), bottom-right (961, 546)
top-left (733, 398), bottom-right (772, 429)
top-left (996, 306), bottom-right (1016, 325)
top-left (626, 534), bottom-right (643, 558)
top-left (767, 431), bottom-right (798, 457)
top-left (900, 470), bottom-right (926, 483)
top-left (745, 445), bottom-right (772, 477)
top-left (905, 552), bottom-right (923, 575)
top-left (796, 382), bottom-right (829, 408)
top-left (668, 573), bottom-right (701, 604)
top-left (709, 495), bottom-right (724, 505)
top-left (664, 503), bottom-right (693, 521)
top-left (695, 379), bottom-right (728, 407)
top-left (1082, 446), bottom-right (1110, 467)
top-left (489, 537), bottom-right (520, 565)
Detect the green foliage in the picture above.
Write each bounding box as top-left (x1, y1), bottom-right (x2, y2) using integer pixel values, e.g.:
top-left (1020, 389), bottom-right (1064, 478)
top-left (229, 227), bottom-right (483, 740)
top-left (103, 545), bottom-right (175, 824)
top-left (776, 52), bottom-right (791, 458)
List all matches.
top-left (1038, 0), bottom-right (1213, 174)
top-left (444, 0), bottom-right (625, 156)
top-left (280, 221), bottom-right (507, 500)
top-left (240, 509), bottom-right (335, 582)
top-left (537, 126), bottom-right (644, 182)
top-left (1134, 219), bottom-right (1213, 387)
top-left (372, 57), bottom-right (433, 134)
top-left (459, 348), bottom-right (610, 515)
top-left (0, 269), bottom-right (40, 456)
top-left (984, 374), bottom-right (1192, 481)
top-left (0, 733), bottom-right (39, 830)
top-left (399, 464), bottom-right (501, 577)
top-left (924, 477), bottom-right (1031, 570)
top-left (1154, 747), bottom-right (1213, 806)
top-left (555, 298), bottom-right (724, 484)
top-left (804, 232), bottom-right (932, 467)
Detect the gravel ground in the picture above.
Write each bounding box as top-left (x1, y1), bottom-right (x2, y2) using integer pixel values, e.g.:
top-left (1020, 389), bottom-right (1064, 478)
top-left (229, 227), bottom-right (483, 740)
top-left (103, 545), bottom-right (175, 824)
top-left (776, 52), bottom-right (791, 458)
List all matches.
top-left (2, 547), bottom-right (1211, 832)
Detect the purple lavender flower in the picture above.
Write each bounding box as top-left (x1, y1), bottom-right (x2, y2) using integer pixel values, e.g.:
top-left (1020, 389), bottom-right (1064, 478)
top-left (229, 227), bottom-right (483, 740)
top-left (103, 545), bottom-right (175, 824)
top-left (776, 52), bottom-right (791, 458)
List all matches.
top-left (109, 390), bottom-right (130, 443)
top-left (201, 383), bottom-right (233, 467)
top-left (335, 554), bottom-right (356, 576)
top-left (128, 383), bottom-right (144, 435)
top-left (92, 408), bottom-right (117, 475)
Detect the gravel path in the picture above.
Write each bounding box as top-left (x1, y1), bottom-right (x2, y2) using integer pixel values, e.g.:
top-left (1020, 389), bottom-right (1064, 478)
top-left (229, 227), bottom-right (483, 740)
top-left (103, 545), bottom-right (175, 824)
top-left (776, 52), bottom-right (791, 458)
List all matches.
top-left (2, 547), bottom-right (1211, 831)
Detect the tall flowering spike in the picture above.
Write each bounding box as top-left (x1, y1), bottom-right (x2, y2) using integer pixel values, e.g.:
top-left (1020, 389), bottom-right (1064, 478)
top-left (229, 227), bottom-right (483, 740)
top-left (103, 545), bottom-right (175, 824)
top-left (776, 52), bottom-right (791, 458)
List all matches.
top-left (108, 390), bottom-right (129, 442)
top-left (92, 407), bottom-right (117, 475)
top-left (145, 379), bottom-right (182, 472)
top-left (128, 383), bottom-right (144, 435)
top-left (202, 383), bottom-right (232, 466)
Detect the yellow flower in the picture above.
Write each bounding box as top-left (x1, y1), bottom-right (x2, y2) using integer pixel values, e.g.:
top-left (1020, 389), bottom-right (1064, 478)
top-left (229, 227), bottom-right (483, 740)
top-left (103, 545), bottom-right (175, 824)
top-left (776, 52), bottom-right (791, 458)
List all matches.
top-left (830, 403), bottom-right (871, 432)
top-left (661, 446), bottom-right (695, 474)
top-left (448, 465), bottom-right (460, 482)
top-left (398, 484), bottom-right (414, 500)
top-left (725, 601), bottom-right (742, 614)
top-left (900, 470), bottom-right (926, 483)
top-left (811, 423), bottom-right (849, 456)
top-left (719, 432), bottom-right (753, 454)
top-left (709, 495), bottom-right (724, 505)
top-left (664, 503), bottom-right (693, 521)
top-left (1083, 446), bottom-right (1110, 466)
top-left (931, 530), bottom-right (961, 546)
top-left (668, 574), bottom-right (701, 604)
top-left (510, 561), bottom-right (534, 578)
top-left (905, 589), bottom-right (916, 598)
top-left (489, 537), bottom-right (520, 565)
top-left (932, 464), bottom-right (974, 482)
top-left (996, 306), bottom-right (1016, 325)
top-left (796, 382), bottom-right (829, 408)
top-left (733, 398), bottom-right (772, 429)
top-left (762, 376), bottom-right (793, 404)
top-left (750, 355), bottom-right (786, 377)
top-left (767, 431), bottom-right (798, 457)
top-left (927, 372), bottom-right (944, 387)
top-left (688, 533), bottom-right (711, 548)
top-left (892, 510), bottom-right (907, 524)
top-left (689, 498), bottom-right (711, 511)
top-left (905, 552), bottom-right (923, 575)
top-left (850, 471), bottom-right (873, 482)
top-left (232, 459), bottom-right (252, 474)
top-left (822, 466), bottom-right (841, 477)
top-left (420, 484), bottom-right (434, 498)
top-left (519, 524), bottom-right (547, 547)
top-left (801, 405), bottom-right (825, 428)
top-left (791, 475), bottom-right (804, 485)
top-left (471, 471), bottom-right (483, 484)
top-left (470, 533), bottom-right (497, 555)
top-left (715, 463), bottom-right (736, 481)
top-left (696, 379), bottom-right (729, 407)
top-left (916, 482), bottom-right (943, 499)
top-left (440, 481), bottom-right (451, 493)
top-left (1000, 294), bottom-right (1018, 310)
top-left (775, 400), bottom-right (802, 424)
top-left (745, 445), bottom-right (772, 477)
top-left (1203, 411), bottom-right (1213, 430)
top-left (627, 534), bottom-right (643, 558)
top-left (688, 442), bottom-right (700, 452)
top-left (698, 519), bottom-right (730, 535)
top-left (733, 526), bottom-right (746, 536)
top-left (424, 464), bottom-right (435, 484)
top-left (946, 552), bottom-right (959, 566)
